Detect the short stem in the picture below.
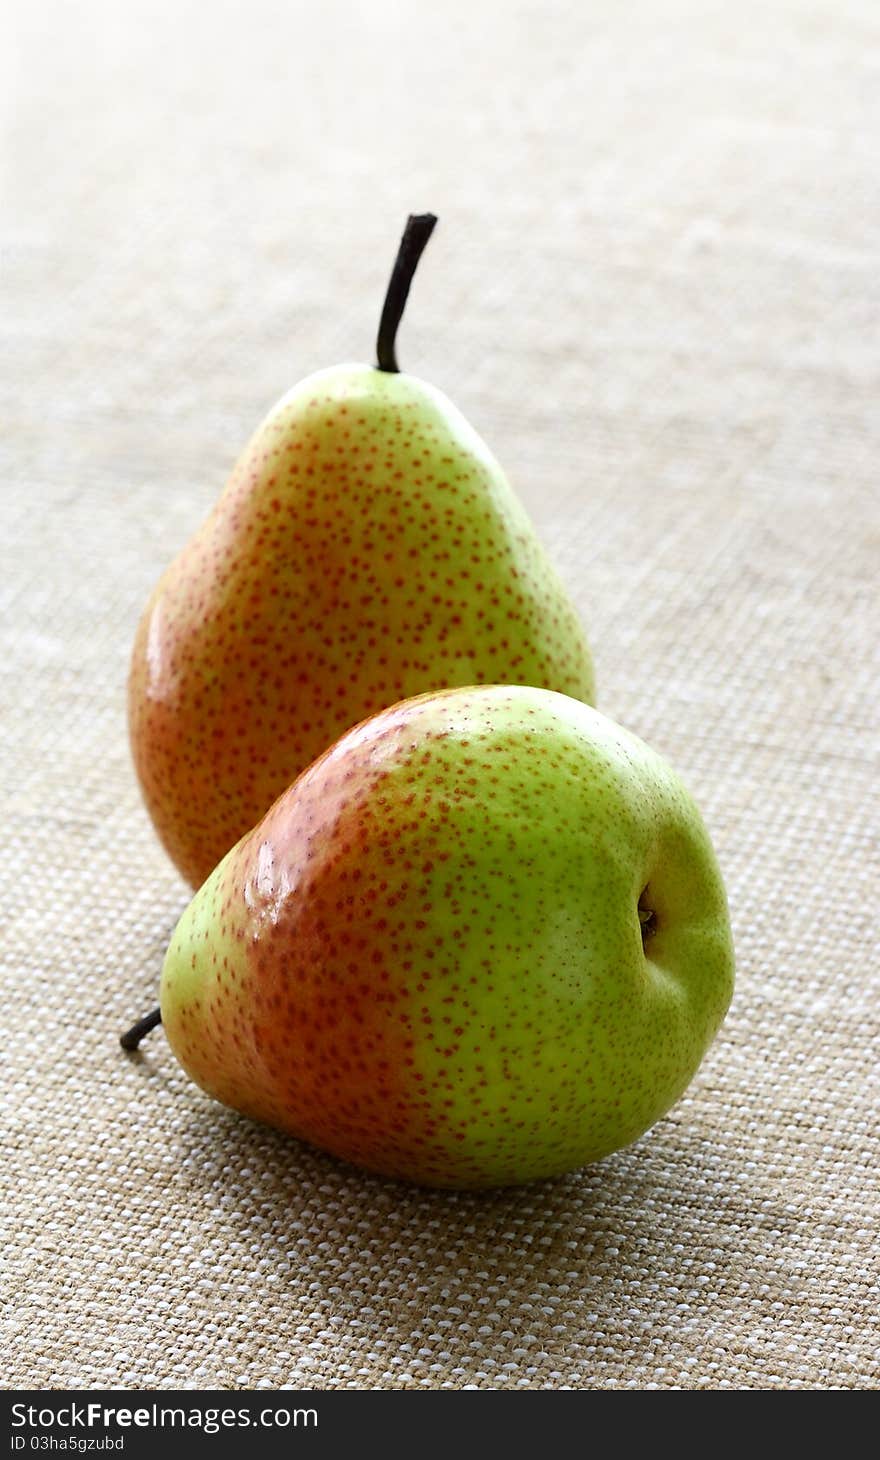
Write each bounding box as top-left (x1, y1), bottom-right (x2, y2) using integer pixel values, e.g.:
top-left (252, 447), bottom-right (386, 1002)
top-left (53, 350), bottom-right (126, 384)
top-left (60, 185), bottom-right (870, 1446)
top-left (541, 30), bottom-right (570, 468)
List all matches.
top-left (120, 1008), bottom-right (162, 1051)
top-left (376, 213), bottom-right (438, 373)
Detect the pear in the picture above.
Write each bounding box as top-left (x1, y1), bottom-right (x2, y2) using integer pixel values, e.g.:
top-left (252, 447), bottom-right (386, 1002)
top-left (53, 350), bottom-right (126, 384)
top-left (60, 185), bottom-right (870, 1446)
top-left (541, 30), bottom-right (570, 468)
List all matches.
top-left (125, 687), bottom-right (734, 1189)
top-left (129, 216), bottom-right (594, 887)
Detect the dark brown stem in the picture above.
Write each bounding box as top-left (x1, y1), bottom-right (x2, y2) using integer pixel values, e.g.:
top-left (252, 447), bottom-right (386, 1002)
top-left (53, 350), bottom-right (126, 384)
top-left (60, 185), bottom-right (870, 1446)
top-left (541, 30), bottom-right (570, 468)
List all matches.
top-left (120, 1008), bottom-right (162, 1051)
top-left (376, 213), bottom-right (438, 373)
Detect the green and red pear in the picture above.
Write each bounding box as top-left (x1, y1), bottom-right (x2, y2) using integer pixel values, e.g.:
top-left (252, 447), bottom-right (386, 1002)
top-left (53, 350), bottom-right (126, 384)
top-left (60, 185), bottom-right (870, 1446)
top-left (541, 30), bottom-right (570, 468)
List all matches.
top-left (129, 217), bottom-right (594, 888)
top-left (134, 686), bottom-right (734, 1189)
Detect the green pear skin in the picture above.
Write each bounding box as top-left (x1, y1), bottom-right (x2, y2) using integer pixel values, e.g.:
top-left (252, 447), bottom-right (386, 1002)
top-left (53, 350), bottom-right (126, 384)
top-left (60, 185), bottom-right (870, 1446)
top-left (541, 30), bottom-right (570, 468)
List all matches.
top-left (129, 368), bottom-right (595, 887)
top-left (160, 687), bottom-right (734, 1189)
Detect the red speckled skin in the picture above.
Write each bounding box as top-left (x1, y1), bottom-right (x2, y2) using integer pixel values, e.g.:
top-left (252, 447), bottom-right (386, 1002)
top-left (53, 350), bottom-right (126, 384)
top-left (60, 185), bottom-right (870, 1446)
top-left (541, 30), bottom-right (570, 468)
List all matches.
top-left (160, 687), bottom-right (734, 1189)
top-left (129, 366), bottom-right (594, 887)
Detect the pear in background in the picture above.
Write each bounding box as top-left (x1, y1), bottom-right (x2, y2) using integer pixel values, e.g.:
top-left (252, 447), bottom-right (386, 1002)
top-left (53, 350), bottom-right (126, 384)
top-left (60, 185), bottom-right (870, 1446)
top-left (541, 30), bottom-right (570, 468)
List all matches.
top-left (129, 215), bottom-right (594, 887)
top-left (138, 687), bottom-right (734, 1189)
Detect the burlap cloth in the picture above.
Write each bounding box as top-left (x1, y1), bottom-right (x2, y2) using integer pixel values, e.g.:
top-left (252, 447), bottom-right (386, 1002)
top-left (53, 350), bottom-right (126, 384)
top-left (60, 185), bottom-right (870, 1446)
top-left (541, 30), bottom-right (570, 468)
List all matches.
top-left (3, 0), bottom-right (878, 1391)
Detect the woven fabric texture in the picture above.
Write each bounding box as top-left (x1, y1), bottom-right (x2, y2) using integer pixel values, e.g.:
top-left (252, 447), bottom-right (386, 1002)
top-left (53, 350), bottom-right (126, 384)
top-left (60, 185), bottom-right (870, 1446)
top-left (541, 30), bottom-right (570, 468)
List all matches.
top-left (3, 0), bottom-right (878, 1390)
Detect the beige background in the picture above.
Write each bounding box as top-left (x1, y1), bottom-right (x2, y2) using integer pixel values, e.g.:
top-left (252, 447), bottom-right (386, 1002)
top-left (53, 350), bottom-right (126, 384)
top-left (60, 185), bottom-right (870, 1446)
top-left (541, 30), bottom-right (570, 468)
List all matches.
top-left (3, 0), bottom-right (878, 1390)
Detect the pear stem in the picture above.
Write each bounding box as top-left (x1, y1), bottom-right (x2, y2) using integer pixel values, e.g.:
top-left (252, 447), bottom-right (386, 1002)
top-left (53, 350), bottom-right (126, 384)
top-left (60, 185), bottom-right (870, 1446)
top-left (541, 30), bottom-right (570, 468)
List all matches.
top-left (120, 1008), bottom-right (162, 1051)
top-left (376, 213), bottom-right (438, 374)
